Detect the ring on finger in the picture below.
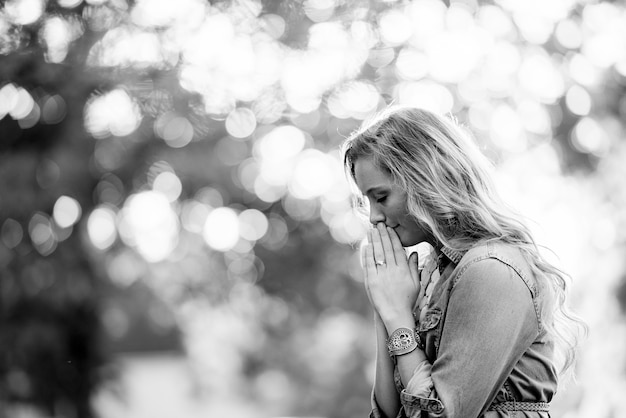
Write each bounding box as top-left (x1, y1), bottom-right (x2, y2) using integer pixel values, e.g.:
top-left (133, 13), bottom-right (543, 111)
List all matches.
top-left (376, 260), bottom-right (386, 266)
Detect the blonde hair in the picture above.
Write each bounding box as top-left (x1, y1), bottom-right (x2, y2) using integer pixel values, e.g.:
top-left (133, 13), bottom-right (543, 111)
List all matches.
top-left (342, 106), bottom-right (586, 376)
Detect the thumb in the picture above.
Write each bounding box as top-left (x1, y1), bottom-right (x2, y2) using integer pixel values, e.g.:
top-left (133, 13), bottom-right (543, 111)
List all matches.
top-left (408, 251), bottom-right (420, 292)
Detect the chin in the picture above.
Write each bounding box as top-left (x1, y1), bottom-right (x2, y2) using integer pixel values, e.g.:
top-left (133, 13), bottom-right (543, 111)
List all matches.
top-left (401, 238), bottom-right (420, 247)
top-left (397, 229), bottom-right (429, 247)
top-left (395, 230), bottom-right (417, 247)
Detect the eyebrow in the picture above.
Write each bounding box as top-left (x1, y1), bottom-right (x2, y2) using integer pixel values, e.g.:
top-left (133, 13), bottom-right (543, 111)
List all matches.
top-left (364, 186), bottom-right (388, 196)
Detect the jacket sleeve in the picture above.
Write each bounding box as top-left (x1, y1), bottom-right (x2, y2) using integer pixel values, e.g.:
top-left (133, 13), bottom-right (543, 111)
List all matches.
top-left (370, 390), bottom-right (383, 418)
top-left (399, 258), bottom-right (539, 418)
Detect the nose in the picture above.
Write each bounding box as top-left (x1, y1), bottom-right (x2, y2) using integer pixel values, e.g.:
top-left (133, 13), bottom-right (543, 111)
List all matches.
top-left (369, 204), bottom-right (385, 225)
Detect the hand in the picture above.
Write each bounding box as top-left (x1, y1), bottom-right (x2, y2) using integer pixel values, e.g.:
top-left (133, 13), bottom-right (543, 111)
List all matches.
top-left (362, 223), bottom-right (420, 326)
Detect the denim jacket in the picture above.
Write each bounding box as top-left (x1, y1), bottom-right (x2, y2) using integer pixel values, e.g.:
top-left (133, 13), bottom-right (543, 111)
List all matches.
top-left (371, 241), bottom-right (558, 418)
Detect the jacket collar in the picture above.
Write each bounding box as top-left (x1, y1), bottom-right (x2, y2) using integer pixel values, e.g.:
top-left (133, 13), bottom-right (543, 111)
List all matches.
top-left (440, 246), bottom-right (465, 264)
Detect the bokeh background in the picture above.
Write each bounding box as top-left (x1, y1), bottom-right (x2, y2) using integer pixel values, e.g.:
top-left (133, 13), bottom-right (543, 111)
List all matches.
top-left (1, 0), bottom-right (625, 417)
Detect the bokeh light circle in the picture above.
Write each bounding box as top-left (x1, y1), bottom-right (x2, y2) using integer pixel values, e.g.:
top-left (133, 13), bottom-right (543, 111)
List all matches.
top-left (53, 196), bottom-right (82, 228)
top-left (203, 207), bottom-right (240, 251)
top-left (155, 112), bottom-right (194, 148)
top-left (88, 206), bottom-right (118, 250)
top-left (5, 0), bottom-right (45, 25)
top-left (225, 107), bottom-right (257, 139)
top-left (238, 209), bottom-right (269, 241)
top-left (120, 192), bottom-right (179, 262)
top-left (84, 89), bottom-right (142, 138)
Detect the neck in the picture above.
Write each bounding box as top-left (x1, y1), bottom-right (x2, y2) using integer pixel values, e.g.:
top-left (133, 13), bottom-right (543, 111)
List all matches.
top-left (430, 237), bottom-right (442, 255)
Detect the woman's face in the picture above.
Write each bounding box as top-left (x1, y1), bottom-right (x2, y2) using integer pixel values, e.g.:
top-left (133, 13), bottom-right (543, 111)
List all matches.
top-left (354, 157), bottom-right (433, 247)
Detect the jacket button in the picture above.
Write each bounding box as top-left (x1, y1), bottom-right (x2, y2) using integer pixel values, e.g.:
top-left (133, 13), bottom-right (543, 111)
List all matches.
top-left (428, 401), bottom-right (443, 413)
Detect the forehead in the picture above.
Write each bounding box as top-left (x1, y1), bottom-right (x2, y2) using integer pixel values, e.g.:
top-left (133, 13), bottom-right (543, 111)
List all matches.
top-left (353, 158), bottom-right (393, 193)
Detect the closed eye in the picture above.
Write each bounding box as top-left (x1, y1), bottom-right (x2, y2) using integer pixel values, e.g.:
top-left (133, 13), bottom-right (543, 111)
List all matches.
top-left (376, 196), bottom-right (387, 204)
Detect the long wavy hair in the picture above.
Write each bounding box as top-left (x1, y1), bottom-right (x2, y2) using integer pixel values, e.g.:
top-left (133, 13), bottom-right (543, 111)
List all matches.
top-left (342, 106), bottom-right (586, 376)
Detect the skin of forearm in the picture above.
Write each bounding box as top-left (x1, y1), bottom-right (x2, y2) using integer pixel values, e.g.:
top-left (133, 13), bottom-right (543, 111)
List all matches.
top-left (373, 314), bottom-right (401, 418)
top-left (384, 312), bottom-right (428, 387)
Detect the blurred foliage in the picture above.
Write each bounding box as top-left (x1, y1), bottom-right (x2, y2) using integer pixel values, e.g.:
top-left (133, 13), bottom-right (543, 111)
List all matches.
top-left (1, 0), bottom-right (626, 417)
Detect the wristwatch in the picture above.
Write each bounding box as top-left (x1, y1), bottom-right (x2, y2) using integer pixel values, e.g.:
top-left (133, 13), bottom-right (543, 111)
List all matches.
top-left (387, 327), bottom-right (421, 357)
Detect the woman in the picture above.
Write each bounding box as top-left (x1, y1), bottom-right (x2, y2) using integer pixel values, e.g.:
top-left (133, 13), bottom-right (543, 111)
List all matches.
top-left (342, 107), bottom-right (585, 418)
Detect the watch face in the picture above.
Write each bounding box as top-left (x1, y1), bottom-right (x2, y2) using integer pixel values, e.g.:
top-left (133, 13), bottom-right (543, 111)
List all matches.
top-left (387, 327), bottom-right (417, 355)
top-left (398, 330), bottom-right (412, 343)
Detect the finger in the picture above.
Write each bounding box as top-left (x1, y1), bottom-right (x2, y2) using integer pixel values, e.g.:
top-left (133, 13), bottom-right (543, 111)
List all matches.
top-left (364, 230), bottom-right (373, 271)
top-left (360, 237), bottom-right (368, 270)
top-left (361, 244), bottom-right (371, 299)
top-left (363, 241), bottom-right (378, 278)
top-left (417, 258), bottom-right (430, 301)
top-left (377, 223), bottom-right (396, 264)
top-left (370, 225), bottom-right (386, 265)
top-left (387, 226), bottom-right (406, 264)
top-left (408, 251), bottom-right (420, 292)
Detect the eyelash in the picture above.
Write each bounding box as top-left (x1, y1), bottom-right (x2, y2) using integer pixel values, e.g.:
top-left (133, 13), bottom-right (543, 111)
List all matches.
top-left (354, 195), bottom-right (386, 209)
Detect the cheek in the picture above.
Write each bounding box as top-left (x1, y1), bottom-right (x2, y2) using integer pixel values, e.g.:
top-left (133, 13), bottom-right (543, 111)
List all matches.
top-left (402, 215), bottom-right (429, 236)
top-left (388, 198), bottom-right (408, 220)
top-left (396, 207), bottom-right (414, 224)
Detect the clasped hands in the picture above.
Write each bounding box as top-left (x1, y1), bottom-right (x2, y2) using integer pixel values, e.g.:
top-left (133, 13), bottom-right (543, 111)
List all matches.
top-left (362, 223), bottom-right (420, 330)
